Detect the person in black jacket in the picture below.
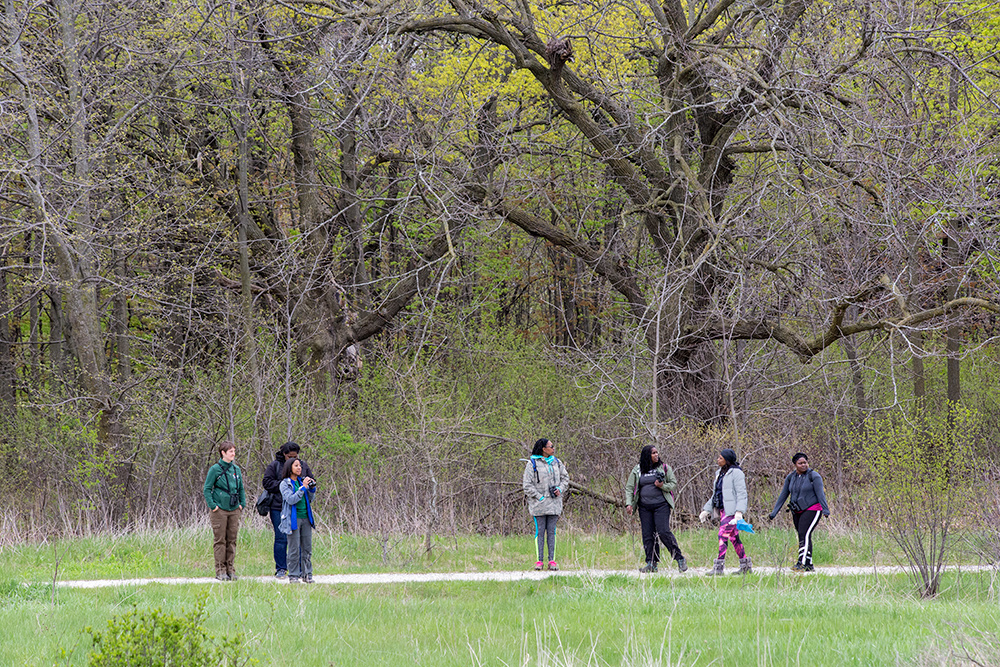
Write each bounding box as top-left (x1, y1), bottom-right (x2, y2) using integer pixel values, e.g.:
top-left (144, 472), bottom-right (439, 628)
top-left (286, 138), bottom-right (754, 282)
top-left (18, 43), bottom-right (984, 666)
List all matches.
top-left (262, 442), bottom-right (317, 579)
top-left (768, 452), bottom-right (830, 572)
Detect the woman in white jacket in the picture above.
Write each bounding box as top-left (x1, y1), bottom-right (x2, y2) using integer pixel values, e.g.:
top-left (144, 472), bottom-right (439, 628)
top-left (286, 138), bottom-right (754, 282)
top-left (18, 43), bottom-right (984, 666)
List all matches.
top-left (699, 448), bottom-right (752, 575)
top-left (522, 438), bottom-right (569, 571)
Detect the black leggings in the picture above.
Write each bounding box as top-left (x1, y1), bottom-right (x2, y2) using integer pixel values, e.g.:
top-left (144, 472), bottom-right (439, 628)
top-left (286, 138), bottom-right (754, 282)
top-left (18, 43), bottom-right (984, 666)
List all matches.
top-left (638, 503), bottom-right (684, 565)
top-left (792, 510), bottom-right (822, 565)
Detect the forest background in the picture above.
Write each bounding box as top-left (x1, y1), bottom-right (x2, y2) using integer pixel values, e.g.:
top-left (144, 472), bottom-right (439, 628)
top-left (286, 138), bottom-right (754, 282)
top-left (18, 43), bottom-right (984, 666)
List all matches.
top-left (2, 0), bottom-right (1000, 561)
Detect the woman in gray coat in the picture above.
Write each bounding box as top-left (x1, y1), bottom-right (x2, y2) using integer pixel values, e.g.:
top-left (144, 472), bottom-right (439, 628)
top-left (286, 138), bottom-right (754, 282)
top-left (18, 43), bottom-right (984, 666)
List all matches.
top-left (699, 448), bottom-right (752, 575)
top-left (522, 438), bottom-right (569, 571)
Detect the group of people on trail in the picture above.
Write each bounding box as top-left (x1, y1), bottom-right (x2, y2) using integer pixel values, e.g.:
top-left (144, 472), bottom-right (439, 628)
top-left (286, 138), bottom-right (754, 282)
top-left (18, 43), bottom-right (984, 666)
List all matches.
top-left (204, 436), bottom-right (829, 580)
top-left (202, 441), bottom-right (318, 582)
top-left (523, 440), bottom-right (831, 574)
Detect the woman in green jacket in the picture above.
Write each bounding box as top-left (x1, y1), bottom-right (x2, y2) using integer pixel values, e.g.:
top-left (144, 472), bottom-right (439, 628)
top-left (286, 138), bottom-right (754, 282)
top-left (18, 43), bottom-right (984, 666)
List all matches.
top-left (203, 441), bottom-right (246, 581)
top-left (626, 445), bottom-right (687, 573)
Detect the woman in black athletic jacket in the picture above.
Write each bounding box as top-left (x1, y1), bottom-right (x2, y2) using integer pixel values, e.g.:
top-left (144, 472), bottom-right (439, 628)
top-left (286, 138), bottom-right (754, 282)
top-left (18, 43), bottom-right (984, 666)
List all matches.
top-left (768, 452), bottom-right (830, 572)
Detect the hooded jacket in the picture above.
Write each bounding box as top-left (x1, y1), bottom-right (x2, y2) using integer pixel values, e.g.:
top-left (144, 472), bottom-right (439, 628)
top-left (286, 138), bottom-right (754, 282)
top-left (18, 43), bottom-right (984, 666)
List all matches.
top-left (279, 477), bottom-right (315, 534)
top-left (262, 450), bottom-right (317, 512)
top-left (702, 466), bottom-right (748, 518)
top-left (204, 459), bottom-right (246, 511)
top-left (522, 456), bottom-right (569, 517)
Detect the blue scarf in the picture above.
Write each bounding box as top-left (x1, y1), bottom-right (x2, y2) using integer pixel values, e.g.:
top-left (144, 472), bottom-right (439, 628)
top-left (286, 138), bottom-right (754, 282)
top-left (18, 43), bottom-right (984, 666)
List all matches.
top-left (532, 454), bottom-right (556, 465)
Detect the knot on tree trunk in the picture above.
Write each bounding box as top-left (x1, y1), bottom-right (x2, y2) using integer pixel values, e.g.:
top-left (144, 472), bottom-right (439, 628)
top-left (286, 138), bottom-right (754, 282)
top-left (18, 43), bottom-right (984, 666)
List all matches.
top-left (545, 37), bottom-right (573, 76)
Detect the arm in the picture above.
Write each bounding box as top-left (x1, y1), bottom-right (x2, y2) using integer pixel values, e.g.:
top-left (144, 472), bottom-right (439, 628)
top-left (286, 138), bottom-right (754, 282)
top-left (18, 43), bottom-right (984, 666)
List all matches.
top-left (203, 466), bottom-right (219, 510)
top-left (662, 465), bottom-right (678, 495)
top-left (237, 468), bottom-right (246, 507)
top-left (280, 479), bottom-right (307, 505)
top-left (813, 472), bottom-right (830, 516)
top-left (624, 467), bottom-right (638, 508)
top-left (769, 475), bottom-right (792, 518)
top-left (557, 459), bottom-right (569, 493)
top-left (523, 462), bottom-right (541, 500)
top-left (262, 462), bottom-right (281, 494)
top-left (733, 469), bottom-right (749, 514)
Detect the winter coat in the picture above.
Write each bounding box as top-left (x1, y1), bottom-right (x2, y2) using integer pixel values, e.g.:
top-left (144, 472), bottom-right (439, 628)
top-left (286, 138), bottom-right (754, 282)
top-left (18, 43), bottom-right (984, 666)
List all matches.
top-left (279, 478), bottom-right (315, 534)
top-left (702, 466), bottom-right (748, 518)
top-left (203, 459), bottom-right (246, 511)
top-left (262, 452), bottom-right (317, 512)
top-left (769, 469), bottom-right (830, 518)
top-left (625, 463), bottom-right (677, 509)
top-left (522, 456), bottom-right (569, 517)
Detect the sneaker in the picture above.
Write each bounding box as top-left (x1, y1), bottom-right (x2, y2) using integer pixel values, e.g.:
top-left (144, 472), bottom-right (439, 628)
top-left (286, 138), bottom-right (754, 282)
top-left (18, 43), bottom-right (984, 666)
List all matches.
top-left (304, 575), bottom-right (314, 584)
top-left (227, 572), bottom-right (238, 581)
top-left (289, 576), bottom-right (300, 583)
top-left (275, 570), bottom-right (288, 580)
top-left (791, 563), bottom-right (805, 572)
top-left (547, 561), bottom-right (559, 571)
top-left (803, 564), bottom-right (815, 572)
top-left (215, 573), bottom-right (229, 581)
top-left (639, 562), bottom-right (657, 573)
top-left (534, 561), bottom-right (543, 571)
top-left (677, 558), bottom-right (688, 573)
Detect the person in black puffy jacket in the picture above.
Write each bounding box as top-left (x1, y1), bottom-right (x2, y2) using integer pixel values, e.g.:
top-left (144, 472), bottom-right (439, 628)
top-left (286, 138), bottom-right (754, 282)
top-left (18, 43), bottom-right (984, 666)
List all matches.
top-left (768, 452), bottom-right (830, 572)
top-left (262, 442), bottom-right (317, 579)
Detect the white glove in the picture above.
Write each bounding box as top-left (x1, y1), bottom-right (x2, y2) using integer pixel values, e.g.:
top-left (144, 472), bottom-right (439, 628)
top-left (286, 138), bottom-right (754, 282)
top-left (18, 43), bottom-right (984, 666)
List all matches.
top-left (699, 510), bottom-right (710, 523)
top-left (734, 512), bottom-right (744, 523)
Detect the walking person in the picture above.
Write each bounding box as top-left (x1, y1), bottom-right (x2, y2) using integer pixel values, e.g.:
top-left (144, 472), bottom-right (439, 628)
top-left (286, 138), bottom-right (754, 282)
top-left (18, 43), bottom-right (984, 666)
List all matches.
top-left (262, 442), bottom-right (318, 579)
top-left (203, 441), bottom-right (246, 581)
top-left (699, 448), bottom-right (752, 575)
top-left (768, 452), bottom-right (830, 572)
top-left (280, 457), bottom-right (317, 583)
top-left (626, 445), bottom-right (688, 573)
top-left (522, 438), bottom-right (569, 571)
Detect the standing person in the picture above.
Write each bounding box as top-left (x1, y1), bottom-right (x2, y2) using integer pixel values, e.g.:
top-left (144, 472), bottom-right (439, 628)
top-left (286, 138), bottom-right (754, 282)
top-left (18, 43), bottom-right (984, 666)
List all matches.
top-left (768, 452), bottom-right (830, 572)
top-left (279, 457), bottom-right (316, 583)
top-left (699, 448), bottom-right (752, 576)
top-left (262, 442), bottom-right (318, 579)
top-left (203, 441), bottom-right (246, 581)
top-left (626, 445), bottom-right (688, 573)
top-left (522, 438), bottom-right (569, 571)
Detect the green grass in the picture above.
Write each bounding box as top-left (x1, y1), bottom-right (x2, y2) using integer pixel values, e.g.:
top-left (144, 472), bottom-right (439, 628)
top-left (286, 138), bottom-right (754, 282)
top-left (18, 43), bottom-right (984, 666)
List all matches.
top-left (1, 524), bottom-right (907, 581)
top-left (2, 571), bottom-right (999, 666)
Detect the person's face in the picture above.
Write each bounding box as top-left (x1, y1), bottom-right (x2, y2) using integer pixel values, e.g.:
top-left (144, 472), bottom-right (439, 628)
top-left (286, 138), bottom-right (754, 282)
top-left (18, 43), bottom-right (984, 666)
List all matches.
top-left (795, 457), bottom-right (809, 474)
top-left (717, 454), bottom-right (726, 467)
top-left (650, 448), bottom-right (659, 464)
top-left (291, 459), bottom-right (302, 476)
top-left (221, 447), bottom-right (235, 463)
top-left (542, 441), bottom-right (555, 457)
top-left (285, 451), bottom-right (299, 460)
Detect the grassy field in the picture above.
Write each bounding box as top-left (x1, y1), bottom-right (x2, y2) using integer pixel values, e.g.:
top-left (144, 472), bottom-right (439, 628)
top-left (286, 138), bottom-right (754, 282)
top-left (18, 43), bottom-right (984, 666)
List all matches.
top-left (2, 527), bottom-right (999, 666)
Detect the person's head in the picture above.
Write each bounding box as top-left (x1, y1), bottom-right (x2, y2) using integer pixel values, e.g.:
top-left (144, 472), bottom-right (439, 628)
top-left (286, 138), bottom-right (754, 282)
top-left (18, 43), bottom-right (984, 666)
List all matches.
top-left (281, 442), bottom-right (300, 460)
top-left (219, 441), bottom-right (236, 463)
top-left (532, 438), bottom-right (554, 457)
top-left (639, 445), bottom-right (660, 473)
top-left (718, 448), bottom-right (737, 468)
top-left (282, 457), bottom-right (302, 479)
top-left (792, 452), bottom-right (809, 473)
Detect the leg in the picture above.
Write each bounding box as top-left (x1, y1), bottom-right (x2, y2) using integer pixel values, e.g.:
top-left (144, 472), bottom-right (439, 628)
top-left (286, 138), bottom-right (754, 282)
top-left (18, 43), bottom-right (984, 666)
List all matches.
top-left (225, 509), bottom-right (241, 576)
top-left (797, 510), bottom-right (822, 566)
top-left (638, 505), bottom-right (659, 565)
top-left (299, 522), bottom-right (313, 578)
top-left (534, 517), bottom-right (545, 563)
top-left (545, 515), bottom-right (558, 563)
top-left (269, 509), bottom-right (287, 574)
top-left (287, 527), bottom-right (302, 579)
top-left (209, 510), bottom-right (227, 576)
top-left (654, 505), bottom-right (684, 561)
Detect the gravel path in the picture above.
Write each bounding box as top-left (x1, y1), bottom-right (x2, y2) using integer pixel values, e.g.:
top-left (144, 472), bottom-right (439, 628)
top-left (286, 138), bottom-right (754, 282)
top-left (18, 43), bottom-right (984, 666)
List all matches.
top-left (52, 564), bottom-right (996, 588)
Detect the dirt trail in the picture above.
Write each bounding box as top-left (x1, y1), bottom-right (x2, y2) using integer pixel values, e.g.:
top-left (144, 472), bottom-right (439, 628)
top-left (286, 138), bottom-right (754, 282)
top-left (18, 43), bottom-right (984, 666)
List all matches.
top-left (52, 564), bottom-right (995, 588)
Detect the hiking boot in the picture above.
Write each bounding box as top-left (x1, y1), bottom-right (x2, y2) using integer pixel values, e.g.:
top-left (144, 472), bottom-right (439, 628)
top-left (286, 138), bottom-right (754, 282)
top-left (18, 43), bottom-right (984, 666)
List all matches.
top-left (547, 561), bottom-right (559, 571)
top-left (275, 569), bottom-right (288, 580)
top-left (707, 558), bottom-right (726, 576)
top-left (534, 561), bottom-right (544, 571)
top-left (303, 575), bottom-right (314, 584)
top-left (639, 562), bottom-right (657, 573)
top-left (289, 576), bottom-right (300, 583)
top-left (791, 563), bottom-right (805, 573)
top-left (733, 557), bottom-right (752, 575)
top-left (802, 564), bottom-right (814, 572)
top-left (227, 572), bottom-right (238, 581)
top-left (215, 572), bottom-right (229, 581)
top-left (676, 558), bottom-right (688, 573)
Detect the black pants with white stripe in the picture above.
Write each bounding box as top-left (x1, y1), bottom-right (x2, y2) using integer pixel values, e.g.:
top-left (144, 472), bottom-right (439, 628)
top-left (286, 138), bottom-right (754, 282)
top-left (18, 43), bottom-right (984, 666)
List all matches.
top-left (792, 510), bottom-right (822, 565)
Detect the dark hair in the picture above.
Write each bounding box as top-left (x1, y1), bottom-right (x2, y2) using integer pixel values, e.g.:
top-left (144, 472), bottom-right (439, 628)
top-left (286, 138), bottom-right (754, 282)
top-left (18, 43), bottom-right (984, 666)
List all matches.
top-left (281, 457), bottom-right (302, 479)
top-left (218, 441), bottom-right (235, 456)
top-left (792, 452), bottom-right (808, 464)
top-left (281, 441), bottom-right (301, 455)
top-left (719, 448), bottom-right (737, 467)
top-left (639, 445), bottom-right (659, 474)
top-left (531, 439), bottom-right (551, 456)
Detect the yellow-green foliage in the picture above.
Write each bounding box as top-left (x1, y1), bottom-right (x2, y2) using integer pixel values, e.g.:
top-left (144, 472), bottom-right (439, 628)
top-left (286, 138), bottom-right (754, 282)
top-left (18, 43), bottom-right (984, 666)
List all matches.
top-left (853, 404), bottom-right (980, 515)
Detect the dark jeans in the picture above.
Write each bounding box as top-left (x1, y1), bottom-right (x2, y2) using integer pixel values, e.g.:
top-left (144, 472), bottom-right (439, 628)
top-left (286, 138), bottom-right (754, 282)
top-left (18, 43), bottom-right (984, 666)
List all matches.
top-left (269, 509), bottom-right (287, 572)
top-left (792, 510), bottom-right (822, 565)
top-left (638, 502), bottom-right (683, 565)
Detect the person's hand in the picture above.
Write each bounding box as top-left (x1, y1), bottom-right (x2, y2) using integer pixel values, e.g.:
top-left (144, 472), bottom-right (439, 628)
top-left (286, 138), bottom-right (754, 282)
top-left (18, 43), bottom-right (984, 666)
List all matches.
top-left (211, 507), bottom-right (218, 512)
top-left (768, 513), bottom-right (776, 521)
top-left (238, 505), bottom-right (243, 510)
top-left (823, 511), bottom-right (830, 518)
top-left (626, 505), bottom-right (633, 516)
top-left (699, 510), bottom-right (710, 523)
top-left (654, 480), bottom-right (663, 488)
top-left (302, 477), bottom-right (313, 487)
top-left (734, 512), bottom-right (744, 523)
top-left (553, 487), bottom-right (561, 497)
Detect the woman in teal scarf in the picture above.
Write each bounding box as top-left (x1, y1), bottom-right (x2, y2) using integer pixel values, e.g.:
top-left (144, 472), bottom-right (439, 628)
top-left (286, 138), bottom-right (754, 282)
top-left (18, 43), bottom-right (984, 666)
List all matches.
top-left (522, 438), bottom-right (570, 570)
